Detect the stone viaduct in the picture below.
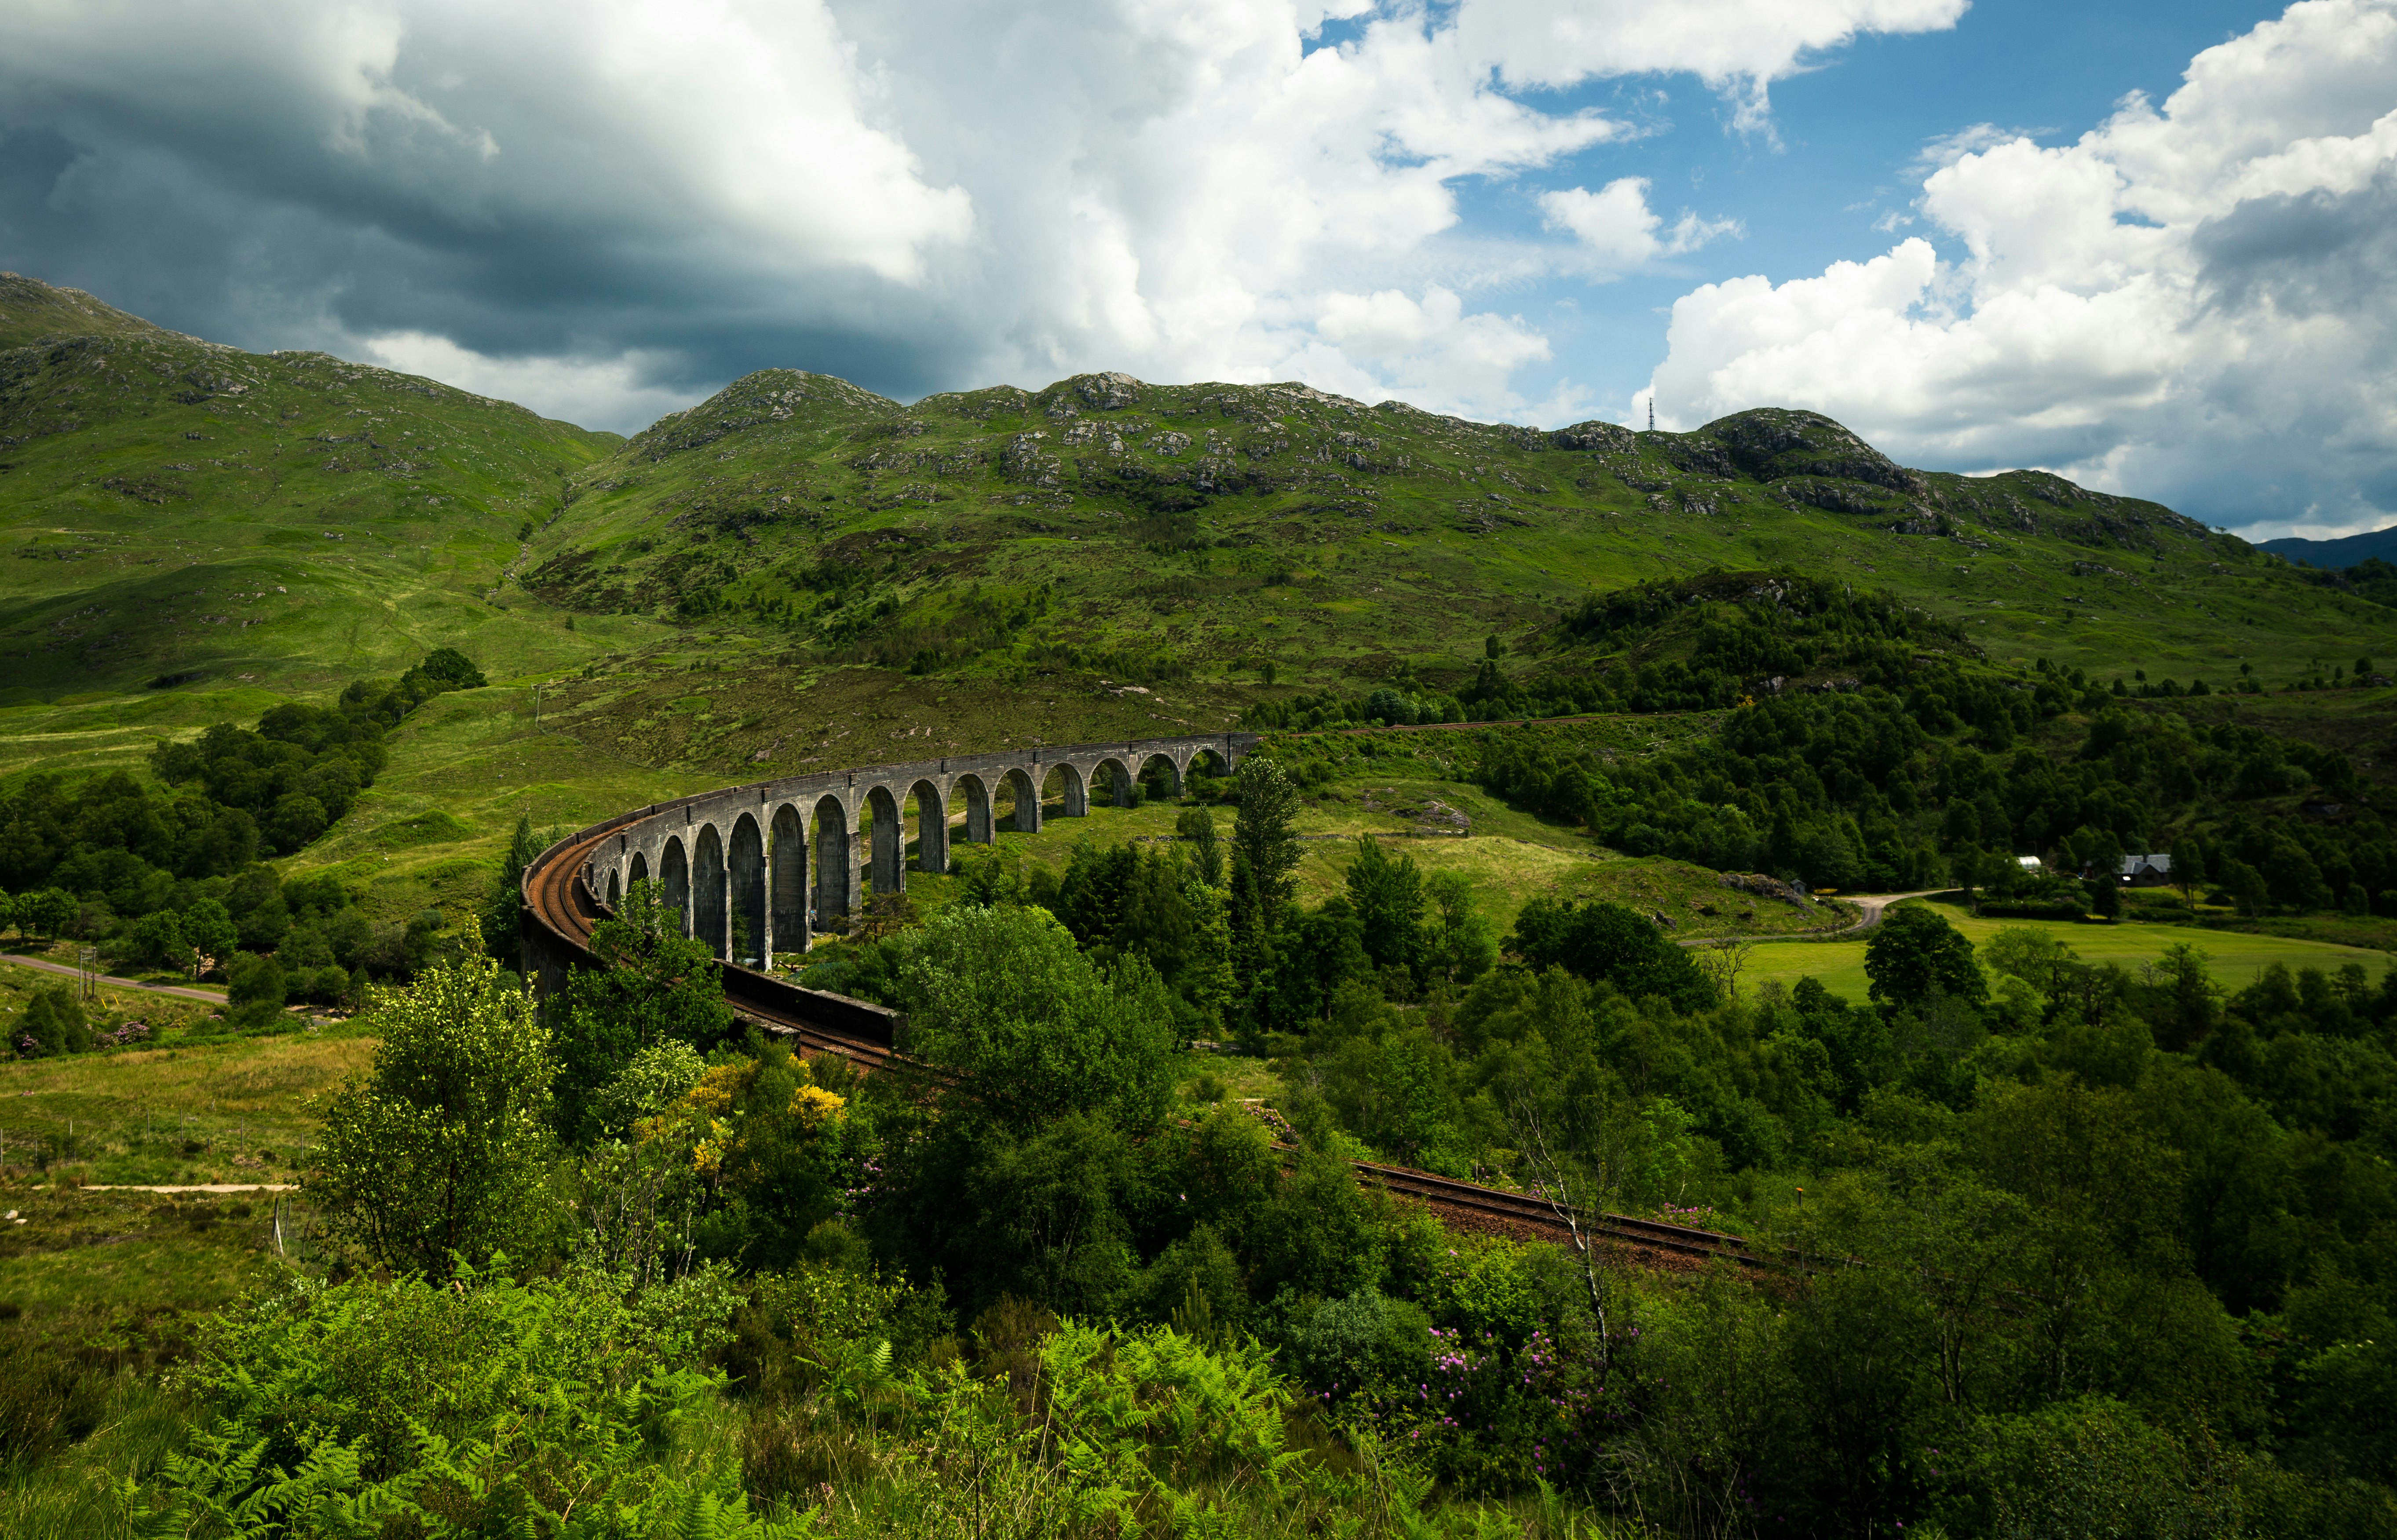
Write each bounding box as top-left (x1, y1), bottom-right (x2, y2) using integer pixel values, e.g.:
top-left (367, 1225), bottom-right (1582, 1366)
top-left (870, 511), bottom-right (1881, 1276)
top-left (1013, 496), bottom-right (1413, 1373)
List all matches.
top-left (574, 731), bottom-right (1260, 965)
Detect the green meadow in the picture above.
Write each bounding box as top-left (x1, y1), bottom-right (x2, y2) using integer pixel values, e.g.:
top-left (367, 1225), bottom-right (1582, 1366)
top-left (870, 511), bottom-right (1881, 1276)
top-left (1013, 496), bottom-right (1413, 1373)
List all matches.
top-left (1743, 899), bottom-right (2391, 1000)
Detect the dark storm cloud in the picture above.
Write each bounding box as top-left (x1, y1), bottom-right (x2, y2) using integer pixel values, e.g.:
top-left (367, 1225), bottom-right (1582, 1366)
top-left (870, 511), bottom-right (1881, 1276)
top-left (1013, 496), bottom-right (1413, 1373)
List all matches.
top-left (2196, 166), bottom-right (2397, 318)
top-left (0, 117), bottom-right (974, 412)
top-left (0, 1), bottom-right (991, 425)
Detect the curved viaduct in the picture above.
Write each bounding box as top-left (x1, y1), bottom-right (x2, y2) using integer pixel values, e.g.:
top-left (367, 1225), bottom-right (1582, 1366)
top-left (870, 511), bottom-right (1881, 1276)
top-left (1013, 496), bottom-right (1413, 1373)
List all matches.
top-left (519, 731), bottom-right (1257, 1027)
top-left (518, 726), bottom-right (1769, 1269)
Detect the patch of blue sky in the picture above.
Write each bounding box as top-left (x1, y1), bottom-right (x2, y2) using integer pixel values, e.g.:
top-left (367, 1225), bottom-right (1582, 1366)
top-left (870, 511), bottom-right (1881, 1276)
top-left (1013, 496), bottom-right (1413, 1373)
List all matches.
top-left (1432, 0), bottom-right (2293, 425)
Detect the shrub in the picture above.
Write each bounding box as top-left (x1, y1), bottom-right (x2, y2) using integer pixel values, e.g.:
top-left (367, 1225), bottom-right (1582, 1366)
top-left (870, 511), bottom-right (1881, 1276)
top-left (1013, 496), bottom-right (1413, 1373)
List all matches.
top-left (310, 942), bottom-right (558, 1278)
top-left (15, 987), bottom-right (89, 1058)
top-left (134, 1263), bottom-right (756, 1534)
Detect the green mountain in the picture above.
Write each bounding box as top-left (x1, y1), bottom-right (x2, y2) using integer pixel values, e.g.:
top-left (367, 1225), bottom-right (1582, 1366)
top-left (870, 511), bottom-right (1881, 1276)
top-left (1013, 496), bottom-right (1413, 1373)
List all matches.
top-left (0, 271), bottom-right (185, 347)
top-left (2262, 525), bottom-right (2397, 569)
top-left (0, 273), bottom-right (639, 717)
top-left (530, 368), bottom-right (2388, 683)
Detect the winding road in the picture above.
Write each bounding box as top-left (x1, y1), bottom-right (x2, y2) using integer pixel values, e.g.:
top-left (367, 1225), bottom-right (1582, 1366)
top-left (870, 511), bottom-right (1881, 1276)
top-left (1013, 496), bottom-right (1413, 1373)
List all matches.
top-left (0, 953), bottom-right (226, 1005)
top-left (1677, 888), bottom-right (1948, 949)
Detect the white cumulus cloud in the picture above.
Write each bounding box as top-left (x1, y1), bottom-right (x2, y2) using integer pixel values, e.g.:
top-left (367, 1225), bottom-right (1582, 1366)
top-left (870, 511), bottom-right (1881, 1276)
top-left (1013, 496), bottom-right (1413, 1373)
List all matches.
top-left (1448, 0), bottom-right (1972, 129)
top-left (1643, 0), bottom-right (2397, 536)
top-left (0, 0), bottom-right (1967, 429)
top-left (360, 331), bottom-right (698, 434)
top-left (1540, 178), bottom-right (1741, 272)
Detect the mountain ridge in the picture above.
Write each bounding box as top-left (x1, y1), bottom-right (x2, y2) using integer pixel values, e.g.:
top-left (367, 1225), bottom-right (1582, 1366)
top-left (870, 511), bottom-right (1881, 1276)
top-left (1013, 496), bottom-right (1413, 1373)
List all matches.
top-left (516, 361), bottom-right (2300, 752)
top-left (2261, 525), bottom-right (2397, 569)
top-left (0, 274), bottom-right (635, 709)
top-left (0, 268), bottom-right (2389, 761)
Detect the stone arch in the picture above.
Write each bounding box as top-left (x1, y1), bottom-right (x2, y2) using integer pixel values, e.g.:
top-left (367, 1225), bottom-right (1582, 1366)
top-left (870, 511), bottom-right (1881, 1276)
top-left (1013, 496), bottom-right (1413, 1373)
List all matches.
top-left (812, 795), bottom-right (855, 931)
top-left (770, 803), bottom-right (807, 958)
top-left (1137, 752), bottom-right (1183, 801)
top-left (693, 824), bottom-right (728, 959)
top-left (605, 866), bottom-right (621, 908)
top-left (1093, 755), bottom-right (1137, 807)
top-left (729, 812), bottom-right (766, 968)
top-left (629, 849), bottom-right (650, 889)
top-left (953, 774), bottom-right (994, 844)
top-left (866, 783), bottom-right (906, 895)
top-left (911, 779), bottom-right (949, 873)
top-left (659, 836), bottom-right (690, 934)
top-left (1003, 765), bottom-right (1042, 833)
top-left (1185, 745), bottom-right (1232, 782)
top-left (1042, 761), bottom-right (1087, 817)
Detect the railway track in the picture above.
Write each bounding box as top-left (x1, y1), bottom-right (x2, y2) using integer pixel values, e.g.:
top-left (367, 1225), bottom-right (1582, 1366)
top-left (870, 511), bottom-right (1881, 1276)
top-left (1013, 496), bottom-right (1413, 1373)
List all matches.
top-left (1354, 1160), bottom-right (1767, 1266)
top-left (523, 828), bottom-right (1767, 1269)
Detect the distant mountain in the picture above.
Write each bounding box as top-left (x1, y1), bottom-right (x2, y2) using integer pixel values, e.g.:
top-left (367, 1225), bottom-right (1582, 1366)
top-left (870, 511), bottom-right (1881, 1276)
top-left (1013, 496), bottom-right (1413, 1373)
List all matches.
top-left (4, 268), bottom-right (2395, 731)
top-left (0, 272), bottom-right (622, 703)
top-left (522, 366), bottom-right (2395, 725)
top-left (2259, 526), bottom-right (2397, 569)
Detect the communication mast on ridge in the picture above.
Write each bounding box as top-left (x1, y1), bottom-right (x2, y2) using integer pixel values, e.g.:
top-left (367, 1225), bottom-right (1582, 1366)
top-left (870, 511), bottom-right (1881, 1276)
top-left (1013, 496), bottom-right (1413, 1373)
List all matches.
top-left (1647, 396), bottom-right (1655, 432)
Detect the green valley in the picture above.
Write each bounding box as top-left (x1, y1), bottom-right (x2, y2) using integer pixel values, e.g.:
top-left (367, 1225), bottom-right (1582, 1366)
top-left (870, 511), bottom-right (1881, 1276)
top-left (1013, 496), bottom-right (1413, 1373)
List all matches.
top-left (9, 273), bottom-right (2397, 1539)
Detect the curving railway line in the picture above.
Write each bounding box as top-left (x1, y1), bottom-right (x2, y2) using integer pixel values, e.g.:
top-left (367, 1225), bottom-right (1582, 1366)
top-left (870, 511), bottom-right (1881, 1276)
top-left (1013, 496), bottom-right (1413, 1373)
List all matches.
top-left (523, 803), bottom-right (1769, 1271)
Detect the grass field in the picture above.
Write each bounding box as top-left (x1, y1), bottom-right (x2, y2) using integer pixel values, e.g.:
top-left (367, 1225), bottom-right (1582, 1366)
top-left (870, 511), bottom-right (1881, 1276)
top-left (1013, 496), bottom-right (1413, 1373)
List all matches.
top-left (0, 1001), bottom-right (375, 1186)
top-left (817, 763), bottom-right (1849, 944)
top-left (0, 1185), bottom-right (297, 1316)
top-left (1741, 900), bottom-right (2393, 1001)
top-left (0, 1000), bottom-right (366, 1325)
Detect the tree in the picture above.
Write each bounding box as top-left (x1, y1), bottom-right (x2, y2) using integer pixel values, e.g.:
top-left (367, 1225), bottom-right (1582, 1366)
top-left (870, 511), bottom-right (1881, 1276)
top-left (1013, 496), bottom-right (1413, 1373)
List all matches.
top-left (2221, 858), bottom-right (2269, 919)
top-left (899, 902), bottom-right (1176, 1133)
top-left (550, 879), bottom-right (734, 1145)
top-left (2169, 834), bottom-right (2206, 906)
top-left (1343, 835), bottom-right (1425, 977)
top-left (415, 646), bottom-right (488, 691)
top-left (1424, 870), bottom-right (1496, 985)
top-left (640, 1037), bottom-right (851, 1269)
top-left (482, 813), bottom-right (543, 953)
top-left (1693, 936), bottom-right (1758, 999)
top-left (1176, 805), bottom-right (1223, 887)
top-left (29, 887), bottom-right (74, 941)
top-left (123, 909), bottom-right (190, 973)
top-left (266, 792), bottom-right (329, 854)
top-left (1509, 898), bottom-right (1716, 1011)
top-left (590, 1040), bottom-right (707, 1138)
top-left (1229, 755), bottom-right (1302, 993)
top-left (1230, 756), bottom-right (1301, 911)
top-left (182, 898), bottom-right (238, 978)
top-left (17, 985), bottom-right (90, 1056)
top-left (2145, 942), bottom-right (2221, 1052)
top-left (310, 935), bottom-right (557, 1278)
top-left (1864, 903), bottom-right (1986, 1010)
top-left (1981, 927), bottom-right (2077, 997)
top-left (1951, 844), bottom-right (2007, 911)
top-left (226, 951), bottom-right (288, 1028)
top-left (1261, 897), bottom-right (1374, 1025)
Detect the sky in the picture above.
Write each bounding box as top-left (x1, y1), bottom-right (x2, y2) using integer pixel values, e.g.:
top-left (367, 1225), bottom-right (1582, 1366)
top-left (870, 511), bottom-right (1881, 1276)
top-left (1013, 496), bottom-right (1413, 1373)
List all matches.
top-left (1, 0), bottom-right (2393, 539)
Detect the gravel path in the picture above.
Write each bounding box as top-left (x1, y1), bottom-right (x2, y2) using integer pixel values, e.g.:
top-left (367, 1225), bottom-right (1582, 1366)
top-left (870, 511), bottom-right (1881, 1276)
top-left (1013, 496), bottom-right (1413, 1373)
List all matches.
top-left (80, 1183), bottom-right (295, 1194)
top-left (1679, 889), bottom-right (1948, 948)
top-left (1, 953), bottom-right (226, 1004)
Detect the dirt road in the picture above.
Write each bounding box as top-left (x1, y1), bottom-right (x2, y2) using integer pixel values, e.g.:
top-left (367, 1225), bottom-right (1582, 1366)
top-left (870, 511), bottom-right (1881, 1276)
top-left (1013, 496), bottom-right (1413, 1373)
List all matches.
top-left (1, 953), bottom-right (226, 1005)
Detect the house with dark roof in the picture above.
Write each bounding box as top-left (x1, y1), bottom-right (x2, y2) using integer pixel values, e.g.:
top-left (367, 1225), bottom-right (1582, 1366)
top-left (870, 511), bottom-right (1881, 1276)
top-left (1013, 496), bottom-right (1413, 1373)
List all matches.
top-left (2117, 853), bottom-right (2174, 887)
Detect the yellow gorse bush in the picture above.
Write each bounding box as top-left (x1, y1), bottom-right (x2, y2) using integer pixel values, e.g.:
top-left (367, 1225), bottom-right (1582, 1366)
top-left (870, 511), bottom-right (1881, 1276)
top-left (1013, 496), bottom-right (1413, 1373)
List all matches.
top-left (639, 1054), bottom-right (844, 1177)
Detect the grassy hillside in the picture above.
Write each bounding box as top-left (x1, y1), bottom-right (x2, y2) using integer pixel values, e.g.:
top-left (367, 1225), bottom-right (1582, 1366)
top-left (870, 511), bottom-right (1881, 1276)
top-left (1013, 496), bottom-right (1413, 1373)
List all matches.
top-left (520, 369), bottom-right (2397, 716)
top-left (0, 274), bottom-right (662, 717)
